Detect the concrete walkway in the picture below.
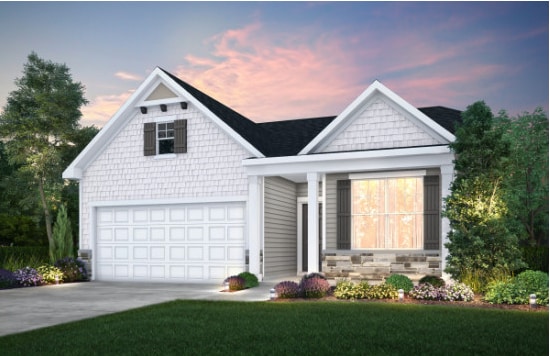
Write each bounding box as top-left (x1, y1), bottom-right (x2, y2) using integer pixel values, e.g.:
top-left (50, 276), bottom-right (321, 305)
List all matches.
top-left (0, 280), bottom-right (281, 337)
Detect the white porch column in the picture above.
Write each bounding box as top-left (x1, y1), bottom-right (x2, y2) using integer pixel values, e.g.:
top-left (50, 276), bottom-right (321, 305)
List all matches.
top-left (248, 175), bottom-right (263, 280)
top-left (307, 172), bottom-right (320, 273)
top-left (440, 164), bottom-right (454, 281)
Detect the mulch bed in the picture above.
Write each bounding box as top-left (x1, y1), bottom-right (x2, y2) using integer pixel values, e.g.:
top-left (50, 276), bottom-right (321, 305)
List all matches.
top-left (272, 294), bottom-right (549, 312)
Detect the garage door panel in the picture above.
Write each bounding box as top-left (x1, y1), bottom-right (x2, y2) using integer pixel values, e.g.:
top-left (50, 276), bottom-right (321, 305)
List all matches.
top-left (169, 227), bottom-right (185, 241)
top-left (169, 246), bottom-right (186, 260)
top-left (187, 226), bottom-right (204, 241)
top-left (96, 203), bottom-right (245, 282)
top-left (133, 228), bottom-right (148, 241)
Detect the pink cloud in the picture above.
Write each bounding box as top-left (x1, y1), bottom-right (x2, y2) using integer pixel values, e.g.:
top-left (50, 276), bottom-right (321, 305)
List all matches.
top-left (174, 22), bottom-right (365, 122)
top-left (80, 91), bottom-right (133, 127)
top-left (115, 71), bottom-right (143, 81)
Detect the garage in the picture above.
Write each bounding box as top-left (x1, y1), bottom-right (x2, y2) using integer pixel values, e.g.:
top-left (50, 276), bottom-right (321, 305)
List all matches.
top-left (94, 202), bottom-right (246, 282)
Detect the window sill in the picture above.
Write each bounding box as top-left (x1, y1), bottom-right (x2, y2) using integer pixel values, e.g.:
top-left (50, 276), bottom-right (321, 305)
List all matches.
top-left (154, 154), bottom-right (177, 160)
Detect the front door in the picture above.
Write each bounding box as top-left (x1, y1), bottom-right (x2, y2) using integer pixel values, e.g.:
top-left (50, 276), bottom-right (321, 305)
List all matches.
top-left (301, 203), bottom-right (322, 272)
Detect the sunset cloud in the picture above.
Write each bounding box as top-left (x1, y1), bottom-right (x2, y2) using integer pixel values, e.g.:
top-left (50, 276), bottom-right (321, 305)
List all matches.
top-left (115, 71), bottom-right (143, 81)
top-left (80, 91), bottom-right (133, 127)
top-left (174, 22), bottom-right (366, 122)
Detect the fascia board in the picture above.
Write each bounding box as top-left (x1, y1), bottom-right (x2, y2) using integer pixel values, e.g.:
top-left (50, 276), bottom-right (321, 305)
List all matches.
top-left (298, 82), bottom-right (380, 155)
top-left (62, 69), bottom-right (164, 180)
top-left (243, 146), bottom-right (453, 177)
top-left (155, 71), bottom-right (265, 158)
top-left (63, 69), bottom-right (264, 180)
top-left (298, 80), bottom-right (456, 155)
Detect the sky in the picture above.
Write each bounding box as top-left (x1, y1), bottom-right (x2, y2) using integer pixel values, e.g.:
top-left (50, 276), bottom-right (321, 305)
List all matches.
top-left (0, 1), bottom-right (548, 127)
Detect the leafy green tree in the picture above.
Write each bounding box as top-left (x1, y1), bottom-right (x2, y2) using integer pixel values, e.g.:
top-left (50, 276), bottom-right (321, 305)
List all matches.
top-left (500, 108), bottom-right (548, 247)
top-left (444, 101), bottom-right (526, 279)
top-left (0, 52), bottom-right (88, 250)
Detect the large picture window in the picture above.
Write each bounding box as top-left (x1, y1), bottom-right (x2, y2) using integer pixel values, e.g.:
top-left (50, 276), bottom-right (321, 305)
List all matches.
top-left (351, 177), bottom-right (423, 249)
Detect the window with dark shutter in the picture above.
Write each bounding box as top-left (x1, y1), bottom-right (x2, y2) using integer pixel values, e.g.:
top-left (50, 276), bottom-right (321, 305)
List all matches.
top-left (174, 119), bottom-right (187, 153)
top-left (423, 175), bottom-right (440, 250)
top-left (336, 180), bottom-right (351, 249)
top-left (144, 122), bottom-right (156, 156)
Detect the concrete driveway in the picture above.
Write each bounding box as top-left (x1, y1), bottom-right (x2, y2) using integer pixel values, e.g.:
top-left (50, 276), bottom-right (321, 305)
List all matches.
top-left (0, 280), bottom-right (275, 337)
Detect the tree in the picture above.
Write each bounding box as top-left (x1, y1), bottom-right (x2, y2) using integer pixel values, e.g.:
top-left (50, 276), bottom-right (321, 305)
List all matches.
top-left (500, 108), bottom-right (548, 247)
top-left (0, 52), bottom-right (88, 251)
top-left (443, 101), bottom-right (526, 279)
top-left (50, 204), bottom-right (74, 262)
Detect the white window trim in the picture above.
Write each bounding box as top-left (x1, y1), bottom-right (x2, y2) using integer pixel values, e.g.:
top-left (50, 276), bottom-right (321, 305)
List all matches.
top-left (349, 170), bottom-right (426, 180)
top-left (350, 174), bottom-right (425, 250)
top-left (154, 115), bottom-right (176, 156)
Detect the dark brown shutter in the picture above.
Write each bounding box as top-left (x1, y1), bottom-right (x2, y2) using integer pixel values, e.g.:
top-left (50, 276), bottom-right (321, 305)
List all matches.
top-left (337, 180), bottom-right (351, 249)
top-left (144, 123), bottom-right (156, 156)
top-left (174, 119), bottom-right (187, 154)
top-left (423, 175), bottom-right (440, 250)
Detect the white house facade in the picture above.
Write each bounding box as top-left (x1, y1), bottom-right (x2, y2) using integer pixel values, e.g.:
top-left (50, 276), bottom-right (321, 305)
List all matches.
top-left (63, 68), bottom-right (461, 283)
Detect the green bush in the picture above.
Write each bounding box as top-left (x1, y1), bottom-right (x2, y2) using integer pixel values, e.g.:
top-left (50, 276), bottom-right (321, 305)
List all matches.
top-left (238, 272), bottom-right (259, 288)
top-left (484, 270), bottom-right (549, 305)
top-left (334, 280), bottom-right (358, 300)
top-left (419, 275), bottom-right (446, 288)
top-left (385, 274), bottom-right (414, 293)
top-left (367, 283), bottom-right (399, 300)
top-left (50, 204), bottom-right (74, 263)
top-left (37, 265), bottom-right (64, 284)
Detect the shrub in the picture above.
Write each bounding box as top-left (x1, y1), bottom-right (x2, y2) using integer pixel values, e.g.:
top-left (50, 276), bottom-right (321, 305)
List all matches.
top-left (366, 283), bottom-right (399, 300)
top-left (0, 269), bottom-right (18, 289)
top-left (13, 267), bottom-right (43, 287)
top-left (274, 281), bottom-right (300, 299)
top-left (50, 204), bottom-right (74, 263)
top-left (385, 274), bottom-right (414, 293)
top-left (54, 257), bottom-right (87, 282)
top-left (334, 280), bottom-right (359, 300)
top-left (238, 272), bottom-right (259, 288)
top-left (300, 276), bottom-right (331, 298)
top-left (443, 283), bottom-right (475, 302)
top-left (224, 276), bottom-right (246, 291)
top-left (410, 282), bottom-right (474, 302)
top-left (418, 275), bottom-right (445, 288)
top-left (37, 265), bottom-right (64, 284)
top-left (0, 246), bottom-right (49, 270)
top-left (409, 283), bottom-right (444, 301)
top-left (484, 270), bottom-right (549, 305)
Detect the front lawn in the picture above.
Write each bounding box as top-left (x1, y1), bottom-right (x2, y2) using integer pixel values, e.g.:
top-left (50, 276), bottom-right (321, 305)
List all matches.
top-left (1, 300), bottom-right (547, 355)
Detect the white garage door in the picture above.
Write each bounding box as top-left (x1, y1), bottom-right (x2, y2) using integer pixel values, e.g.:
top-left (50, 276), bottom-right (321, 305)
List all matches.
top-left (95, 202), bottom-right (246, 282)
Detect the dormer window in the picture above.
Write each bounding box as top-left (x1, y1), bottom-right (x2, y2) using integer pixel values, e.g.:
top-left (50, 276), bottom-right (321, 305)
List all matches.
top-left (144, 118), bottom-right (187, 156)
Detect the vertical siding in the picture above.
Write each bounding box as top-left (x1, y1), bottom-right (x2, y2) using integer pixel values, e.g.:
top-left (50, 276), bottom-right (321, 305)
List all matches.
top-left (264, 177), bottom-right (297, 278)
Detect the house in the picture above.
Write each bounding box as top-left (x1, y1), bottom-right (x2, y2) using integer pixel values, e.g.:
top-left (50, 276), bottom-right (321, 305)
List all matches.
top-left (63, 67), bottom-right (461, 283)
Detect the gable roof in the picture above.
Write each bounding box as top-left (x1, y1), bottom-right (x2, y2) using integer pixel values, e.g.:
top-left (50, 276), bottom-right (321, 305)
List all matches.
top-left (64, 69), bottom-right (462, 179)
top-left (298, 80), bottom-right (460, 155)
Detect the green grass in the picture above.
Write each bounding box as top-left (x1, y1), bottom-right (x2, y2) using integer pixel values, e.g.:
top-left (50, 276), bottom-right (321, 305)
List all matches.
top-left (1, 301), bottom-right (548, 355)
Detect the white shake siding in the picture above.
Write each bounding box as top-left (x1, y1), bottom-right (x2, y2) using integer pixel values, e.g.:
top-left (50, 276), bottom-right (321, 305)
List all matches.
top-left (79, 105), bottom-right (250, 248)
top-left (320, 99), bottom-right (440, 153)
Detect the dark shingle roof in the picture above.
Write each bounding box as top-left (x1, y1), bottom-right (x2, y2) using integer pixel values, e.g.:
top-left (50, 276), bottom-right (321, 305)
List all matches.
top-left (258, 116), bottom-right (336, 157)
top-left (418, 106), bottom-right (462, 134)
top-left (163, 68), bottom-right (462, 157)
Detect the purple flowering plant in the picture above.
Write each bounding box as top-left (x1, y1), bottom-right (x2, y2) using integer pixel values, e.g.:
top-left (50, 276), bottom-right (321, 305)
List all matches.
top-left (13, 267), bottom-right (43, 287)
top-left (54, 257), bottom-right (88, 282)
top-left (0, 269), bottom-right (18, 289)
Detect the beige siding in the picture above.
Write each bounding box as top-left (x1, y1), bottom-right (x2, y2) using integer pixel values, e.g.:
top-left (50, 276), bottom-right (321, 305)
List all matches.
top-left (296, 182), bottom-right (322, 198)
top-left (264, 177), bottom-right (297, 278)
